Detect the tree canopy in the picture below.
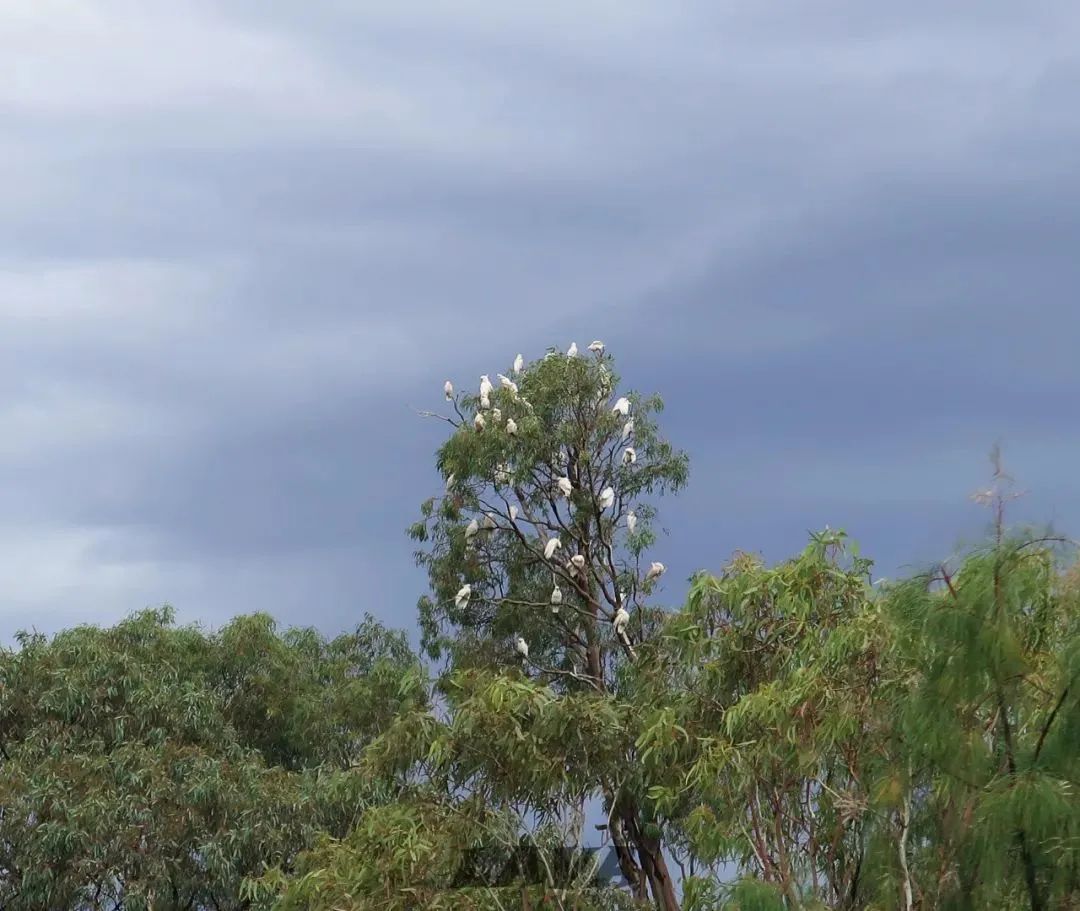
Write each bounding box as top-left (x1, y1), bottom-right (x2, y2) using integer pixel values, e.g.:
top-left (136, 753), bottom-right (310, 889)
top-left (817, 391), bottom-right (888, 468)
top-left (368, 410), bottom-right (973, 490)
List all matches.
top-left (1, 346), bottom-right (1077, 911)
top-left (0, 609), bottom-right (424, 910)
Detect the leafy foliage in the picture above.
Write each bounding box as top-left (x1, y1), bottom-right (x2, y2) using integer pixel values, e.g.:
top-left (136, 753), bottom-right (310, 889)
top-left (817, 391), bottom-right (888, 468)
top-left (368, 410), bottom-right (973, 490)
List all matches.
top-left (409, 348), bottom-right (689, 909)
top-left (412, 350), bottom-right (687, 678)
top-left (0, 608), bottom-right (422, 910)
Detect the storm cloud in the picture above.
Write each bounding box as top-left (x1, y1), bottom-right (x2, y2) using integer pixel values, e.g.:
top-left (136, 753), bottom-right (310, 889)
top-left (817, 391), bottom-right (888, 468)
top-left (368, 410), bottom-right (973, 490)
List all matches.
top-left (3, 0), bottom-right (1079, 641)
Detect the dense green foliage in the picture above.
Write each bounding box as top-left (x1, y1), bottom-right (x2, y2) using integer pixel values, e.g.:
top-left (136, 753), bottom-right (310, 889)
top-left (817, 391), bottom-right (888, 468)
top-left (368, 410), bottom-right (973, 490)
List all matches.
top-left (1, 349), bottom-right (1077, 910)
top-left (0, 609), bottom-right (424, 909)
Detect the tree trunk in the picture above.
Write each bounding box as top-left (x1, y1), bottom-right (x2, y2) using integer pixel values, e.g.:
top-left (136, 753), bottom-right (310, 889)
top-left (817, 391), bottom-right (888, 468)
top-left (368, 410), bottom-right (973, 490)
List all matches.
top-left (580, 526), bottom-right (678, 909)
top-left (619, 795), bottom-right (680, 910)
top-left (898, 793), bottom-right (913, 911)
top-left (603, 786), bottom-right (646, 895)
top-left (634, 826), bottom-right (679, 911)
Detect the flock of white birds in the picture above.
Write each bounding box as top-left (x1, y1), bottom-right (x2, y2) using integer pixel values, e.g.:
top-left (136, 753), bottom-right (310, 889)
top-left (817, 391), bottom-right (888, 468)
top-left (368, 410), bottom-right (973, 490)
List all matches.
top-left (445, 343), bottom-right (666, 667)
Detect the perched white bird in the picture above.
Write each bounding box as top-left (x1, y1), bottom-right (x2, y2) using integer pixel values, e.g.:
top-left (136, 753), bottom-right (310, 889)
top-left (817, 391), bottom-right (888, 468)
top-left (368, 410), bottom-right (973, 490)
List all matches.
top-left (645, 561), bottom-right (666, 583)
top-left (515, 636), bottom-right (529, 659)
top-left (622, 447), bottom-right (637, 465)
top-left (556, 476), bottom-right (573, 498)
top-left (482, 512), bottom-right (497, 530)
top-left (445, 473), bottom-right (455, 492)
top-left (509, 505), bottom-right (519, 522)
top-left (491, 407), bottom-right (502, 423)
top-left (621, 419), bottom-right (634, 442)
top-left (550, 585), bottom-right (563, 610)
top-left (465, 519), bottom-right (479, 540)
top-left (612, 397), bottom-right (630, 417)
top-left (598, 486), bottom-right (615, 510)
top-left (444, 380), bottom-right (454, 400)
top-left (505, 418), bottom-right (518, 436)
top-left (626, 511), bottom-right (638, 534)
top-left (613, 606), bottom-right (630, 637)
top-left (543, 537), bottom-right (562, 560)
top-left (588, 340), bottom-right (605, 354)
top-left (498, 374), bottom-right (518, 394)
top-left (513, 353), bottom-right (524, 374)
top-left (479, 375), bottom-right (493, 399)
top-left (567, 553), bottom-right (586, 577)
top-left (474, 412), bottom-right (485, 431)
top-left (567, 342), bottom-right (578, 358)
top-left (454, 584), bottom-right (471, 607)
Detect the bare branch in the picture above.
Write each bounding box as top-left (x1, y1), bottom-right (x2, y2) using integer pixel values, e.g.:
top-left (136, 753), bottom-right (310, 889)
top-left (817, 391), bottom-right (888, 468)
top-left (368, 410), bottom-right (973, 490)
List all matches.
top-left (411, 406), bottom-right (461, 428)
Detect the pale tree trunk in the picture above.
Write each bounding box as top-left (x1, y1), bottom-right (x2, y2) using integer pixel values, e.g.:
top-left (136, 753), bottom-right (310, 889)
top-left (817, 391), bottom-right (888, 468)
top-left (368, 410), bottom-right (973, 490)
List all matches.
top-left (898, 791), bottom-right (913, 911)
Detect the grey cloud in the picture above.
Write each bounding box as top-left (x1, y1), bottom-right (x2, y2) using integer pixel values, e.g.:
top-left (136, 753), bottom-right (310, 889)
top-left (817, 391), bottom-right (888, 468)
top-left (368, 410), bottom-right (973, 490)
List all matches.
top-left (2, 0), bottom-right (1079, 640)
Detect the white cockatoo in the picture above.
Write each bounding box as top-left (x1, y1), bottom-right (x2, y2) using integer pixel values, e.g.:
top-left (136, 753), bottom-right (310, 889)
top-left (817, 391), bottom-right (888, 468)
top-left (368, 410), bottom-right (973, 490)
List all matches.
top-left (626, 511), bottom-right (638, 534)
top-left (622, 447), bottom-right (637, 465)
top-left (497, 374), bottom-right (518, 394)
top-left (454, 584), bottom-right (471, 607)
top-left (556, 476), bottom-right (573, 498)
top-left (613, 605), bottom-right (630, 638)
top-left (621, 419), bottom-right (634, 442)
top-left (543, 537), bottom-right (562, 560)
top-left (513, 353), bottom-right (524, 374)
top-left (479, 375), bottom-right (493, 400)
top-left (491, 407), bottom-right (502, 423)
top-left (588, 340), bottom-right (605, 354)
top-left (445, 473), bottom-right (455, 492)
top-left (645, 561), bottom-right (666, 583)
top-left (482, 512), bottom-right (497, 530)
top-left (474, 412), bottom-right (485, 431)
top-left (550, 585), bottom-right (563, 611)
top-left (509, 505), bottom-right (519, 522)
top-left (515, 636), bottom-right (529, 659)
top-left (567, 553), bottom-right (586, 577)
top-left (505, 417), bottom-right (518, 436)
top-left (567, 342), bottom-right (578, 357)
top-left (612, 397), bottom-right (630, 417)
top-left (598, 486), bottom-right (615, 510)
top-left (444, 380), bottom-right (454, 400)
top-left (464, 518), bottom-right (479, 540)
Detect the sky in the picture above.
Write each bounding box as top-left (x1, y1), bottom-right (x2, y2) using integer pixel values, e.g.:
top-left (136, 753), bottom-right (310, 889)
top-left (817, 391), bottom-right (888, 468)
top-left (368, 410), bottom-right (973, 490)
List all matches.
top-left (3, 0), bottom-right (1080, 646)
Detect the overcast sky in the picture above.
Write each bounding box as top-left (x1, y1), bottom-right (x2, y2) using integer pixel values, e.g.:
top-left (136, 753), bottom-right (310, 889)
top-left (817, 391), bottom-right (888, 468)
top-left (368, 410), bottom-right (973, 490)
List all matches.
top-left (3, 0), bottom-right (1079, 644)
